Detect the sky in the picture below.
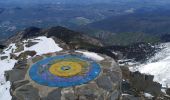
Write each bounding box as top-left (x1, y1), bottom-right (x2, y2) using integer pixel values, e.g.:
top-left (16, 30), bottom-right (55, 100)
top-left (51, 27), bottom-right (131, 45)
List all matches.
top-left (1, 0), bottom-right (170, 7)
top-left (1, 0), bottom-right (170, 4)
top-left (0, 0), bottom-right (114, 4)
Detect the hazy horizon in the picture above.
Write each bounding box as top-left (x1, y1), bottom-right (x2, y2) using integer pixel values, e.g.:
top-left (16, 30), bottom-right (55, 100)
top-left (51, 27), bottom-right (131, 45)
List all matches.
top-left (1, 0), bottom-right (170, 5)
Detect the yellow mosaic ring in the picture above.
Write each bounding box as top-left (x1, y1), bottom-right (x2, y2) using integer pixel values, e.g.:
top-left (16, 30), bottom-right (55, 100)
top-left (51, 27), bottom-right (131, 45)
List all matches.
top-left (49, 61), bottom-right (82, 77)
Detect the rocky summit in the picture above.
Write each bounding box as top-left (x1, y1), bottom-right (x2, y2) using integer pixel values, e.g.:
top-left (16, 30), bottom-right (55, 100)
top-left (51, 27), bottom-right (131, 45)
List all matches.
top-left (1, 26), bottom-right (170, 100)
top-left (0, 27), bottom-right (122, 100)
top-left (6, 51), bottom-right (122, 100)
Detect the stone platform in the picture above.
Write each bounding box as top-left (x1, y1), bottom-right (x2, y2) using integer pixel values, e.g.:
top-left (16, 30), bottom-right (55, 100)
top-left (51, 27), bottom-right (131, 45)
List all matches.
top-left (6, 51), bottom-right (122, 100)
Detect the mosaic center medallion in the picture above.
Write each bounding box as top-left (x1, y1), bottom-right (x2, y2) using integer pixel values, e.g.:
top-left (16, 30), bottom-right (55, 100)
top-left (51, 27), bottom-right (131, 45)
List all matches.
top-left (29, 55), bottom-right (101, 87)
top-left (49, 61), bottom-right (82, 77)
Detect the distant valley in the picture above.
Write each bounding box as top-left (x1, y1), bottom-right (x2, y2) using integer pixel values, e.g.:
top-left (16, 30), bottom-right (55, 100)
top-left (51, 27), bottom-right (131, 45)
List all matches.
top-left (77, 8), bottom-right (170, 45)
top-left (1, 1), bottom-right (170, 46)
top-left (0, 3), bottom-right (117, 40)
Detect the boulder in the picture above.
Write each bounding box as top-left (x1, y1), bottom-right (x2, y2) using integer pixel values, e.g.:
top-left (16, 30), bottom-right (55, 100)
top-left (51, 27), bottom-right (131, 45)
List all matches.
top-left (96, 75), bottom-right (113, 92)
top-left (13, 59), bottom-right (28, 69)
top-left (0, 56), bottom-right (8, 60)
top-left (15, 85), bottom-right (40, 100)
top-left (109, 90), bottom-right (120, 100)
top-left (5, 69), bottom-right (27, 82)
top-left (25, 41), bottom-right (38, 47)
top-left (166, 88), bottom-right (170, 96)
top-left (121, 94), bottom-right (142, 100)
top-left (17, 51), bottom-right (36, 60)
top-left (42, 89), bottom-right (61, 100)
top-left (11, 80), bottom-right (30, 91)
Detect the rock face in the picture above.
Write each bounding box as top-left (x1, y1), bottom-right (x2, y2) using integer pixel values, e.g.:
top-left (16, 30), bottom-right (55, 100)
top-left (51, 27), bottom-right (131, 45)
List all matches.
top-left (90, 42), bottom-right (159, 62)
top-left (112, 42), bottom-right (159, 62)
top-left (14, 85), bottom-right (40, 100)
top-left (121, 66), bottom-right (162, 98)
top-left (96, 75), bottom-right (113, 91)
top-left (42, 89), bottom-right (62, 100)
top-left (6, 51), bottom-right (122, 100)
top-left (0, 44), bottom-right (5, 49)
top-left (0, 45), bottom-right (5, 53)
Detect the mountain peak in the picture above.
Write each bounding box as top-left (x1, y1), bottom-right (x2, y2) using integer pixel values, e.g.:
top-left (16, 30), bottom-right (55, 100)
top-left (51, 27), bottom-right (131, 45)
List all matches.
top-left (6, 26), bottom-right (103, 49)
top-left (22, 26), bottom-right (41, 39)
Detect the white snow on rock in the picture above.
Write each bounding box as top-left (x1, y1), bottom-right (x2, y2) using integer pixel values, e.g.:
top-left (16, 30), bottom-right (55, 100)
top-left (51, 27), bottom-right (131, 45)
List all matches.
top-left (23, 36), bottom-right (63, 55)
top-left (144, 93), bottom-right (154, 98)
top-left (0, 81), bottom-right (11, 100)
top-left (76, 50), bottom-right (104, 61)
top-left (2, 43), bottom-right (17, 58)
top-left (130, 43), bottom-right (170, 88)
top-left (0, 60), bottom-right (17, 81)
top-left (0, 44), bottom-right (17, 100)
top-left (0, 59), bottom-right (17, 100)
top-left (0, 36), bottom-right (63, 100)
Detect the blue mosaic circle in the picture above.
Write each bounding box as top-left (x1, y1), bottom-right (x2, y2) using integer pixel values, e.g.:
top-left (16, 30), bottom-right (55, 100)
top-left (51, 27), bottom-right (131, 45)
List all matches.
top-left (29, 54), bottom-right (101, 87)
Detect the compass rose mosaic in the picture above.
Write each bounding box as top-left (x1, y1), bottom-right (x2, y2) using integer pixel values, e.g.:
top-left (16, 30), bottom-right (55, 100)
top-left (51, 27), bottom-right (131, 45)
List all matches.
top-left (29, 54), bottom-right (101, 87)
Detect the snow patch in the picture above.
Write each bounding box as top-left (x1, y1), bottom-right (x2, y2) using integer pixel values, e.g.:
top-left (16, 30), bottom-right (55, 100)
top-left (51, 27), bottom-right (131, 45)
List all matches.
top-left (1, 43), bottom-right (16, 58)
top-left (144, 93), bottom-right (154, 98)
top-left (76, 50), bottom-right (104, 61)
top-left (0, 60), bottom-right (17, 81)
top-left (131, 43), bottom-right (170, 88)
top-left (0, 45), bottom-right (17, 100)
top-left (22, 36), bottom-right (63, 56)
top-left (0, 82), bottom-right (11, 100)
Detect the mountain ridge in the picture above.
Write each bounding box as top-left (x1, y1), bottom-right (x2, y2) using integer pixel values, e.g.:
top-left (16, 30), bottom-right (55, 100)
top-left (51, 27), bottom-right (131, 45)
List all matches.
top-left (82, 8), bottom-right (170, 35)
top-left (5, 26), bottom-right (103, 49)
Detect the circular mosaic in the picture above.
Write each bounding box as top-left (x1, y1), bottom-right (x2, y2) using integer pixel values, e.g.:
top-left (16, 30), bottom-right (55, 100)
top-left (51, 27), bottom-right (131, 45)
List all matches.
top-left (49, 61), bottom-right (82, 77)
top-left (29, 55), bottom-right (101, 87)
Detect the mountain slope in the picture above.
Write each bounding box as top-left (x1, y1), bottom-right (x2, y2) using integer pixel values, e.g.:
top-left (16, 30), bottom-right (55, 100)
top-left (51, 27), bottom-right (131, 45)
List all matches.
top-left (6, 26), bottom-right (103, 49)
top-left (0, 27), bottom-right (118, 100)
top-left (130, 43), bottom-right (170, 88)
top-left (1, 26), bottom-right (169, 99)
top-left (83, 9), bottom-right (170, 35)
